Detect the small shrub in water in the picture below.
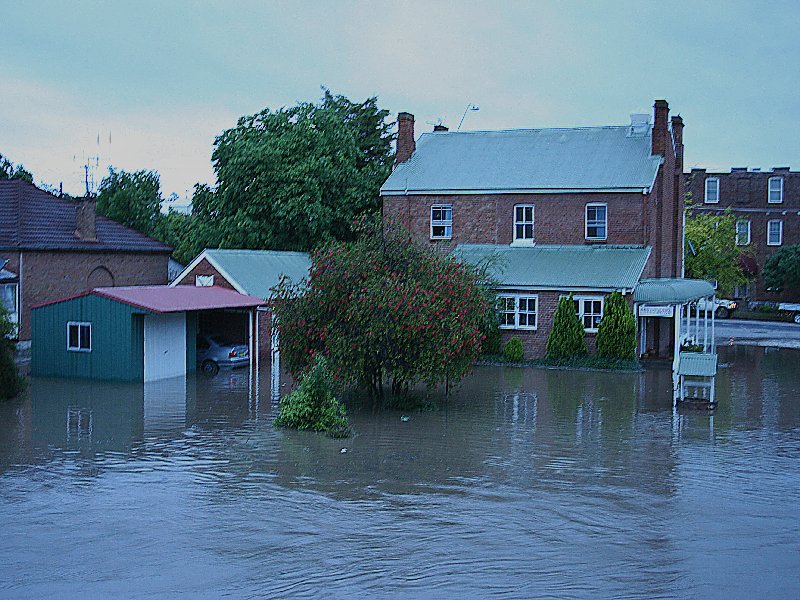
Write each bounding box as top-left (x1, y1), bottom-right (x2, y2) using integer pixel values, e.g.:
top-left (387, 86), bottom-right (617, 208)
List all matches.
top-left (274, 357), bottom-right (351, 437)
top-left (503, 337), bottom-right (524, 362)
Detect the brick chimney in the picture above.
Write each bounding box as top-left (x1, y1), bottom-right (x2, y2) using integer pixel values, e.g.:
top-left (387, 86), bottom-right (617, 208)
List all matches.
top-left (652, 99), bottom-right (669, 157)
top-left (75, 197), bottom-right (98, 242)
top-left (671, 114), bottom-right (684, 171)
top-left (396, 112), bottom-right (416, 165)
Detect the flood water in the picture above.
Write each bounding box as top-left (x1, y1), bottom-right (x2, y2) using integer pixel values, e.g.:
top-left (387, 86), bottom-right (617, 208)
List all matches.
top-left (1, 346), bottom-right (799, 599)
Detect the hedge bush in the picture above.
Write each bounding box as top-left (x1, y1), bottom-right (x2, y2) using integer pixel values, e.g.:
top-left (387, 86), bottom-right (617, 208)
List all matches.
top-left (596, 291), bottom-right (636, 360)
top-left (503, 336), bottom-right (524, 362)
top-left (545, 294), bottom-right (587, 360)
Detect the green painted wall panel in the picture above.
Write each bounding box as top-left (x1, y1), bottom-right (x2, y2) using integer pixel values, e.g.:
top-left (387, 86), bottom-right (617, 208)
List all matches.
top-left (31, 295), bottom-right (151, 381)
top-left (185, 311), bottom-right (198, 370)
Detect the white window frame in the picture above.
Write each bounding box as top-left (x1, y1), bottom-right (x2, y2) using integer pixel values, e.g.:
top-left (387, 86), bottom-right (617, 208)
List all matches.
top-left (430, 204), bottom-right (453, 240)
top-left (704, 177), bottom-right (720, 204)
top-left (735, 220), bottom-right (751, 246)
top-left (768, 177), bottom-right (783, 204)
top-left (497, 294), bottom-right (538, 330)
top-left (0, 283), bottom-right (18, 325)
top-left (67, 321), bottom-right (92, 352)
top-left (767, 220), bottom-right (783, 246)
top-left (195, 274), bottom-right (214, 287)
top-left (571, 295), bottom-right (604, 332)
top-left (513, 204), bottom-right (535, 243)
top-left (585, 203), bottom-right (607, 241)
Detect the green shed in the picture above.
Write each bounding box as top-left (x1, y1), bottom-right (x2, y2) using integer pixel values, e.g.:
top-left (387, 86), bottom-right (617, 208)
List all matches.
top-left (31, 286), bottom-right (264, 381)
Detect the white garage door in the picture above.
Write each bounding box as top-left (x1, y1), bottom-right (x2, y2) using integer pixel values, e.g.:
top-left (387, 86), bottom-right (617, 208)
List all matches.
top-left (144, 312), bottom-right (187, 382)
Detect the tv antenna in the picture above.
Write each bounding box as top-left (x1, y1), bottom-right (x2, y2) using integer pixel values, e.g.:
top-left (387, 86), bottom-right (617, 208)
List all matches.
top-left (457, 104), bottom-right (480, 131)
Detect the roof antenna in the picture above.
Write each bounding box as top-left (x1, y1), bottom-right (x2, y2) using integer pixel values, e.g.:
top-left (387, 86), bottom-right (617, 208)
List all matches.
top-left (457, 104), bottom-right (480, 131)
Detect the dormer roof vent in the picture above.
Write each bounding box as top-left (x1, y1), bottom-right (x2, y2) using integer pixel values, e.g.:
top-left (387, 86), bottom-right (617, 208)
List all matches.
top-left (628, 113), bottom-right (650, 136)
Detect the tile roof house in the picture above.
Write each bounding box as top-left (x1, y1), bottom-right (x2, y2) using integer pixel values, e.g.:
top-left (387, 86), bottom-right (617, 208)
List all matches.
top-left (0, 179), bottom-right (172, 341)
top-left (382, 100), bottom-right (701, 359)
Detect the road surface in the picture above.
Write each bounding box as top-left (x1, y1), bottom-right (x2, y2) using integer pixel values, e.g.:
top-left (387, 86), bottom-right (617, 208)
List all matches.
top-left (714, 318), bottom-right (800, 349)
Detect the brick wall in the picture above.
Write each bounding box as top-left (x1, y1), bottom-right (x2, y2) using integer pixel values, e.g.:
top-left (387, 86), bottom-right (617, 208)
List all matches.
top-left (5, 250), bottom-right (169, 340)
top-left (686, 169), bottom-right (800, 301)
top-left (174, 258), bottom-right (237, 291)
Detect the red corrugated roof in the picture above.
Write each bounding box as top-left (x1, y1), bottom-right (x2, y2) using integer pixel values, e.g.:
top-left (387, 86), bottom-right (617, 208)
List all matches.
top-left (92, 285), bottom-right (265, 313)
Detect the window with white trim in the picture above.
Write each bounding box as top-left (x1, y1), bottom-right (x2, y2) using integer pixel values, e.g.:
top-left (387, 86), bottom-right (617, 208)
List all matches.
top-left (0, 283), bottom-right (17, 324)
top-left (195, 274), bottom-right (214, 287)
top-left (735, 220), bottom-right (751, 246)
top-left (768, 177), bottom-right (783, 204)
top-left (767, 220), bottom-right (783, 246)
top-left (704, 177), bottom-right (720, 203)
top-left (498, 294), bottom-right (538, 330)
top-left (572, 296), bottom-right (604, 331)
top-left (513, 204), bottom-right (534, 242)
top-left (585, 203), bottom-right (607, 240)
top-left (67, 322), bottom-right (92, 352)
top-left (430, 204), bottom-right (453, 239)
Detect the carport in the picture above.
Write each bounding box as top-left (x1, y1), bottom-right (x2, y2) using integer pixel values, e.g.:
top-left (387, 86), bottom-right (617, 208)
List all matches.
top-left (31, 286), bottom-right (264, 382)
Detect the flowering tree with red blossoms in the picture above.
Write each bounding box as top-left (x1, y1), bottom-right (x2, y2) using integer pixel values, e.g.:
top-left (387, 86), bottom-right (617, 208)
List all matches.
top-left (271, 220), bottom-right (496, 396)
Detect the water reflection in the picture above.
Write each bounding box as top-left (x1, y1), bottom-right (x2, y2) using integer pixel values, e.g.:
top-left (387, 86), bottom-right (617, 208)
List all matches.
top-left (0, 347), bottom-right (798, 598)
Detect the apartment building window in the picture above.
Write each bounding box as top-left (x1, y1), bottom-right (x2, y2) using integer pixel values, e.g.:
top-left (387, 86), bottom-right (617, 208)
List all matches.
top-left (498, 294), bottom-right (538, 330)
top-left (572, 296), bottom-right (604, 331)
top-left (430, 204), bottom-right (453, 239)
top-left (735, 220), bottom-right (751, 246)
top-left (67, 322), bottom-right (92, 352)
top-left (704, 177), bottom-right (720, 203)
top-left (767, 220), bottom-right (783, 246)
top-left (768, 177), bottom-right (784, 204)
top-left (585, 203), bottom-right (607, 240)
top-left (513, 204), bottom-right (534, 242)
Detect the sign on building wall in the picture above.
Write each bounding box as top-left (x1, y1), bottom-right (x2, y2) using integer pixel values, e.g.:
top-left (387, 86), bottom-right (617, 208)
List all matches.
top-left (638, 304), bottom-right (674, 318)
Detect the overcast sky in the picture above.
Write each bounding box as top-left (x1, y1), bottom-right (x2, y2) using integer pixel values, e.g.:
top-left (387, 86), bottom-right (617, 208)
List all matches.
top-left (2, 0), bottom-right (798, 200)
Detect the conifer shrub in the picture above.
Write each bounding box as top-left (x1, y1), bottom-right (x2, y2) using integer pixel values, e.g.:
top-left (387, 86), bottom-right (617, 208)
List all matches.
top-left (596, 291), bottom-right (637, 360)
top-left (503, 337), bottom-right (524, 362)
top-left (545, 294), bottom-right (588, 360)
top-left (274, 357), bottom-right (351, 437)
top-left (0, 307), bottom-right (22, 400)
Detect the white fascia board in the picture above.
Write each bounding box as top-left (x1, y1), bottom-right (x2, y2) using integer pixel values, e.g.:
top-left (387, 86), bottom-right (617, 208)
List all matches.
top-left (382, 187), bottom-right (649, 196)
top-left (495, 284), bottom-right (624, 293)
top-left (168, 249), bottom-right (248, 295)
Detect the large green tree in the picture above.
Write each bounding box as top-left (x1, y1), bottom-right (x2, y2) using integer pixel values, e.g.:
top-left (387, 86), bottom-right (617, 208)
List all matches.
top-left (96, 168), bottom-right (163, 237)
top-left (685, 207), bottom-right (747, 295)
top-left (194, 90), bottom-right (393, 252)
top-left (271, 219), bottom-right (495, 396)
top-left (764, 245), bottom-right (800, 292)
top-left (0, 153), bottom-right (33, 183)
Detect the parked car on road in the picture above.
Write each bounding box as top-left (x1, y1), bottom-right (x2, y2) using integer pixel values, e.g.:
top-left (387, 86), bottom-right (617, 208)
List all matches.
top-left (695, 297), bottom-right (737, 318)
top-left (196, 335), bottom-right (249, 374)
top-left (778, 303), bottom-right (800, 324)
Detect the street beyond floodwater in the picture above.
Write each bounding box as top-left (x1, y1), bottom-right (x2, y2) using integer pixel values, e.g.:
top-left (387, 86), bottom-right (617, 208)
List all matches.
top-left (715, 318), bottom-right (800, 349)
top-left (1, 345), bottom-right (799, 599)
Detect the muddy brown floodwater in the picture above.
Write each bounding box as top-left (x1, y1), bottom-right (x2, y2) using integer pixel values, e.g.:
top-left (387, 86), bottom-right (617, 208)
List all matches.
top-left (1, 345), bottom-right (799, 598)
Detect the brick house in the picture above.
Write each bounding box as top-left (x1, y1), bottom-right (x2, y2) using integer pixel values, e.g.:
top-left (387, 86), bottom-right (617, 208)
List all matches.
top-left (685, 167), bottom-right (799, 301)
top-left (382, 100), bottom-right (697, 359)
top-left (0, 179), bottom-right (172, 342)
top-left (170, 249), bottom-right (311, 362)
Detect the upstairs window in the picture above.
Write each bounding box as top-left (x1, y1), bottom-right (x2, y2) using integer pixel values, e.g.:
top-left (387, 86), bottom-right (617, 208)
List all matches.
top-left (585, 203), bottom-right (607, 240)
top-left (67, 322), bottom-right (92, 352)
top-left (572, 296), bottom-right (604, 332)
top-left (498, 295), bottom-right (538, 330)
top-left (767, 220), bottom-right (783, 246)
top-left (430, 204), bottom-right (453, 239)
top-left (195, 274), bottom-right (214, 287)
top-left (768, 177), bottom-right (783, 203)
top-left (513, 205), bottom-right (534, 242)
top-left (735, 220), bottom-right (751, 246)
top-left (704, 177), bottom-right (720, 203)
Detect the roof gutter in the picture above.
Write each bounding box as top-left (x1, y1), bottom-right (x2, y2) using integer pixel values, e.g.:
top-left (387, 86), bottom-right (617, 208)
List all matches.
top-left (381, 187), bottom-right (651, 196)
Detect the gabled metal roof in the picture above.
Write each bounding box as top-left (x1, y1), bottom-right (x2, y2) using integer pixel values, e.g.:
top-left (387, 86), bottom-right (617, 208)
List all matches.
top-left (381, 126), bottom-right (662, 195)
top-left (172, 249), bottom-right (311, 299)
top-left (634, 279), bottom-right (715, 304)
top-left (454, 244), bottom-right (651, 291)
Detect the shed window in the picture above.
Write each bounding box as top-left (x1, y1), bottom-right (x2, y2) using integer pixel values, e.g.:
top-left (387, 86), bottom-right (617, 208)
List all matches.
top-left (67, 322), bottom-right (92, 352)
top-left (513, 205), bottom-right (534, 242)
top-left (498, 294), bottom-right (538, 330)
top-left (195, 275), bottom-right (214, 287)
top-left (704, 177), bottom-right (720, 203)
top-left (430, 205), bottom-right (453, 239)
top-left (585, 203), bottom-right (607, 240)
top-left (767, 220), bottom-right (783, 246)
top-left (768, 177), bottom-right (783, 203)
